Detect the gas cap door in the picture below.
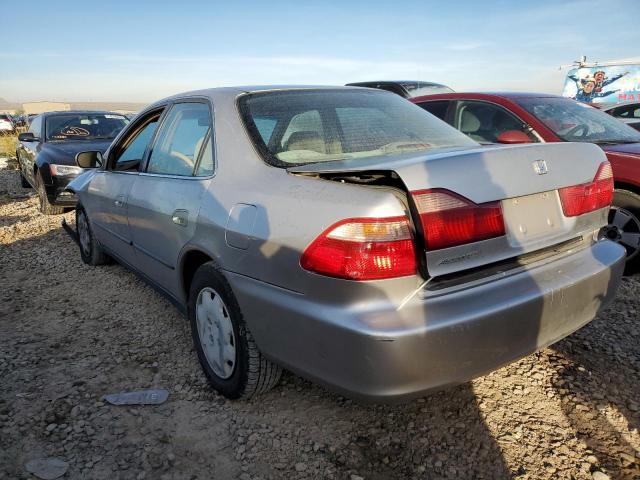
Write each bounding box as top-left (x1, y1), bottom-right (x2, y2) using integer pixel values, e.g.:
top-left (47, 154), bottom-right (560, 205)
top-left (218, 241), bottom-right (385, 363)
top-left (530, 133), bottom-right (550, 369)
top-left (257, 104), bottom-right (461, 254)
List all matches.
top-left (225, 203), bottom-right (257, 250)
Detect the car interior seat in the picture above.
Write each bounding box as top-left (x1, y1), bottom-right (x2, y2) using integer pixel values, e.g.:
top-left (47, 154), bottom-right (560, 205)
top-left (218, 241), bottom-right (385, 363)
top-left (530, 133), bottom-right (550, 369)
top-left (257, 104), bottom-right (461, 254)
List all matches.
top-left (285, 131), bottom-right (326, 153)
top-left (459, 109), bottom-right (483, 141)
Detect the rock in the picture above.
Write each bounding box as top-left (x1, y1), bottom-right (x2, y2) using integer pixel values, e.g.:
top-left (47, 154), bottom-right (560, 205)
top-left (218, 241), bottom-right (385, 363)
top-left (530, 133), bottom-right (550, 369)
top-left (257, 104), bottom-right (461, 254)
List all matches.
top-left (294, 462), bottom-right (307, 472)
top-left (103, 389), bottom-right (169, 406)
top-left (25, 458), bottom-right (69, 480)
top-left (592, 472), bottom-right (610, 480)
top-left (350, 475), bottom-right (364, 480)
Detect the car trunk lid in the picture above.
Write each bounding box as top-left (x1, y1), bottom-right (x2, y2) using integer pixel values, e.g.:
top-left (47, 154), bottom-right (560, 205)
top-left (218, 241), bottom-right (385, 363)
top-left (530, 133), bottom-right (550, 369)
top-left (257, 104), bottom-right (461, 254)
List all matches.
top-left (289, 142), bottom-right (611, 277)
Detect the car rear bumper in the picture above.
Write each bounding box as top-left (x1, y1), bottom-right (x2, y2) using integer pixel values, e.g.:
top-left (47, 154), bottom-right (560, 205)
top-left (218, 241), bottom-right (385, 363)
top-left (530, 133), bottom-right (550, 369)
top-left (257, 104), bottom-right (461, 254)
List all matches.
top-left (227, 239), bottom-right (625, 402)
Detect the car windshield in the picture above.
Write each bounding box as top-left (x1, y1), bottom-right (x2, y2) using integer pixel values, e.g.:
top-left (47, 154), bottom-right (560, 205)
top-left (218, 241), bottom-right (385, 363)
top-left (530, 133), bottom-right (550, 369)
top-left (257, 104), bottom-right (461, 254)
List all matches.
top-left (516, 97), bottom-right (640, 144)
top-left (401, 82), bottom-right (454, 98)
top-left (45, 113), bottom-right (129, 141)
top-left (240, 89), bottom-right (477, 167)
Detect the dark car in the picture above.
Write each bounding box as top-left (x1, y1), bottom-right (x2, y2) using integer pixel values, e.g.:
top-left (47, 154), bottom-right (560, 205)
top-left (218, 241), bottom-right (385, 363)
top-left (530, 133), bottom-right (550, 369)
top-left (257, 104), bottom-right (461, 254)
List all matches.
top-left (601, 101), bottom-right (640, 132)
top-left (16, 111), bottom-right (129, 214)
top-left (345, 80), bottom-right (453, 99)
top-left (412, 92), bottom-right (640, 273)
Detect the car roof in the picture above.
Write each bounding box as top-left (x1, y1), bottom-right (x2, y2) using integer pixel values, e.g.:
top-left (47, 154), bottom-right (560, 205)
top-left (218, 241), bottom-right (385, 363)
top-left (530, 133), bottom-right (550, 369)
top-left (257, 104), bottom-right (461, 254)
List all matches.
top-left (347, 80), bottom-right (447, 86)
top-left (601, 100), bottom-right (640, 111)
top-left (410, 91), bottom-right (564, 103)
top-left (143, 85), bottom-right (388, 108)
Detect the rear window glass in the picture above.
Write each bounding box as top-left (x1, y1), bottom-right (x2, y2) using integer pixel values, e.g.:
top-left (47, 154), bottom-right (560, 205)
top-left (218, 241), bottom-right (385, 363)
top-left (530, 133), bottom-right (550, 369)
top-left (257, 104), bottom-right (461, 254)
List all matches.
top-left (239, 89), bottom-right (476, 167)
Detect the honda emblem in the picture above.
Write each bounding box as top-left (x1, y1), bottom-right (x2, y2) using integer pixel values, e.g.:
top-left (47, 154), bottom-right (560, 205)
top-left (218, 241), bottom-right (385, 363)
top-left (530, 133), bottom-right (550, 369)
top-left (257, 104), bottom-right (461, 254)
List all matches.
top-left (533, 159), bottom-right (548, 175)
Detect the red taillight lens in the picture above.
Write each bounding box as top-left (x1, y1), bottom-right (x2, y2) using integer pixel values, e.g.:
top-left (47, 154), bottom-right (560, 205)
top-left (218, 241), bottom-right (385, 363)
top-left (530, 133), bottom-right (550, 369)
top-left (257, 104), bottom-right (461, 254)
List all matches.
top-left (412, 189), bottom-right (505, 250)
top-left (300, 217), bottom-right (417, 280)
top-left (559, 161), bottom-right (614, 217)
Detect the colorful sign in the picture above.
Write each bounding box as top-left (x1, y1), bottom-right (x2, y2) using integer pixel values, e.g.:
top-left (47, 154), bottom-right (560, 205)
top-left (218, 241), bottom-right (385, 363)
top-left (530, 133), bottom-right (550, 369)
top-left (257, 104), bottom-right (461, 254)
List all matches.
top-left (562, 64), bottom-right (640, 104)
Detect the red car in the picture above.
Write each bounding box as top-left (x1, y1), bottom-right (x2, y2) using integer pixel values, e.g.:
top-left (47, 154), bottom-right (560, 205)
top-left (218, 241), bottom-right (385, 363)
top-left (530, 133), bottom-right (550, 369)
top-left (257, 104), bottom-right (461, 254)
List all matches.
top-left (412, 92), bottom-right (640, 273)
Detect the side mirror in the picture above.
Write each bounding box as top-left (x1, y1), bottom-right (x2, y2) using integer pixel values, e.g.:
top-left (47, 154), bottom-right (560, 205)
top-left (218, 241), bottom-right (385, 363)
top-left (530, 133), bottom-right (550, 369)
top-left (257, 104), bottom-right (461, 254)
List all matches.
top-left (496, 130), bottom-right (533, 144)
top-left (75, 151), bottom-right (104, 169)
top-left (18, 132), bottom-right (37, 142)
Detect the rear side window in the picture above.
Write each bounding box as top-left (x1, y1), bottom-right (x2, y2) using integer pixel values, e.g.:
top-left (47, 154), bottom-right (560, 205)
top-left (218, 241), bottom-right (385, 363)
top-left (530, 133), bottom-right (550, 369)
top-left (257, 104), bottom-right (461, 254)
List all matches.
top-left (417, 101), bottom-right (451, 121)
top-left (239, 89), bottom-right (476, 167)
top-left (453, 100), bottom-right (538, 144)
top-left (613, 105), bottom-right (640, 118)
top-left (195, 136), bottom-right (214, 177)
top-left (147, 102), bottom-right (211, 176)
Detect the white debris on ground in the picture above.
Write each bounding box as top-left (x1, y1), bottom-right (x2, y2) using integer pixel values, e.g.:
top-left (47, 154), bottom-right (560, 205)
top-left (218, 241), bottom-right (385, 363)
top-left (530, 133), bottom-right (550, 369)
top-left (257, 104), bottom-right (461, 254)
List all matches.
top-left (1, 168), bottom-right (639, 479)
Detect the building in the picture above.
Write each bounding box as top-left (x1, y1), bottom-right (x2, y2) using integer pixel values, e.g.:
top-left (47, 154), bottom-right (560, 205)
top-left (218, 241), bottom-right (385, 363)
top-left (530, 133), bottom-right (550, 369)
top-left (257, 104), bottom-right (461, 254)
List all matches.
top-left (21, 101), bottom-right (148, 115)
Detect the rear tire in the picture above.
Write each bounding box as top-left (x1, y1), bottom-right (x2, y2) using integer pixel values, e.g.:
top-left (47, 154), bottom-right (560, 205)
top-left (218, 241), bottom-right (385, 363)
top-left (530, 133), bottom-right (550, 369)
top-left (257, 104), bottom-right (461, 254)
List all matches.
top-left (607, 189), bottom-right (640, 275)
top-left (76, 206), bottom-right (110, 266)
top-left (35, 172), bottom-right (64, 215)
top-left (188, 262), bottom-right (282, 399)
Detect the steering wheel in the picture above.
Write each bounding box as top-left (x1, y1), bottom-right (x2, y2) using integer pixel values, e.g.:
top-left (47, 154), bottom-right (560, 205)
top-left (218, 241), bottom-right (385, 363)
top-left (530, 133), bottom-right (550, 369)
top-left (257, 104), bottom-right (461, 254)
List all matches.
top-left (564, 124), bottom-right (590, 138)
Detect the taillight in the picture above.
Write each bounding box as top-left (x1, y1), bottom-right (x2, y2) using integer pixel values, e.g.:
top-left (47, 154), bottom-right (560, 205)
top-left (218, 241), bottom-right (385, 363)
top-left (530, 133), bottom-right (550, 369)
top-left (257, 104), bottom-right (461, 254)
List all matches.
top-left (300, 216), bottom-right (417, 280)
top-left (559, 161), bottom-right (614, 217)
top-left (412, 189), bottom-right (505, 250)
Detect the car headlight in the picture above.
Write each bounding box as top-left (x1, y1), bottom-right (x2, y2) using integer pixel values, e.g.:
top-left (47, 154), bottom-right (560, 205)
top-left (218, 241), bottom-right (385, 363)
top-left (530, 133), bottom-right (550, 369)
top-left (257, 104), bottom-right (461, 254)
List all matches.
top-left (50, 164), bottom-right (83, 177)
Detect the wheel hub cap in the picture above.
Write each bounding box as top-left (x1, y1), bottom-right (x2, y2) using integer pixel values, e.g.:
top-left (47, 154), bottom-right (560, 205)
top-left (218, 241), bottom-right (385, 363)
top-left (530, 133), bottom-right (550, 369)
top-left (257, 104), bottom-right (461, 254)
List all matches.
top-left (195, 287), bottom-right (236, 379)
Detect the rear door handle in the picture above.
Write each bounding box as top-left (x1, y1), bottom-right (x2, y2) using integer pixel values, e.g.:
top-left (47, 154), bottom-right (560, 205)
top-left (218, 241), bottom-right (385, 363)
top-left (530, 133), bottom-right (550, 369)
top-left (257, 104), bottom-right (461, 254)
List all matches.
top-left (114, 195), bottom-right (126, 208)
top-left (172, 209), bottom-right (188, 227)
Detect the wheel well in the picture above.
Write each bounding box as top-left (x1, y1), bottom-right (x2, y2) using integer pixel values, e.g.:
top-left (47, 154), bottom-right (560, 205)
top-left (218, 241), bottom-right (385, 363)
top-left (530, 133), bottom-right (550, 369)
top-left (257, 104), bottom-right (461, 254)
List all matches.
top-left (181, 250), bottom-right (214, 298)
top-left (615, 181), bottom-right (640, 195)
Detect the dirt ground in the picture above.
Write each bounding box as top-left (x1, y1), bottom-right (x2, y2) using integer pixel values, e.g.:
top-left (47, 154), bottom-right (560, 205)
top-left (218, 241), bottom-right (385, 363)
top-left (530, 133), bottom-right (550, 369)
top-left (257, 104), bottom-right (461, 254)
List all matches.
top-left (1, 167), bottom-right (639, 480)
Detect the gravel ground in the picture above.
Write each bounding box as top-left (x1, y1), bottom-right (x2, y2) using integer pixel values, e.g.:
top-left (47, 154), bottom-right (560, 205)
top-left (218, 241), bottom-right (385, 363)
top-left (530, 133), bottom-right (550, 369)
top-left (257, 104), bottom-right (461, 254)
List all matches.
top-left (1, 167), bottom-right (639, 480)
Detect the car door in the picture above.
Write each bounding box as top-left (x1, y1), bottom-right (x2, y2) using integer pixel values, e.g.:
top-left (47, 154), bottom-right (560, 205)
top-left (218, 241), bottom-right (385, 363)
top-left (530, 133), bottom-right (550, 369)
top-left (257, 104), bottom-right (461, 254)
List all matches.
top-left (87, 109), bottom-right (165, 267)
top-left (126, 100), bottom-right (214, 295)
top-left (19, 115), bottom-right (43, 184)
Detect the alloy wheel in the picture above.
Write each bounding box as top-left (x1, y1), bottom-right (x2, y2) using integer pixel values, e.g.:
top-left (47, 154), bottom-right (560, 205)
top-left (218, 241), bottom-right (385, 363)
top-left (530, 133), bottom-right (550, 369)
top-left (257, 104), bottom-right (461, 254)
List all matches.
top-left (605, 206), bottom-right (640, 261)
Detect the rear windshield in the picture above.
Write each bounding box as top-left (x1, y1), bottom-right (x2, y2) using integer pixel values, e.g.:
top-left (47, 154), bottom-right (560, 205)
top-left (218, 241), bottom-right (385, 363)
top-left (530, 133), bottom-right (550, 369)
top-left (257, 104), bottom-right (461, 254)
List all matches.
top-left (239, 89), bottom-right (476, 167)
top-left (401, 82), bottom-right (454, 97)
top-left (45, 113), bottom-right (129, 141)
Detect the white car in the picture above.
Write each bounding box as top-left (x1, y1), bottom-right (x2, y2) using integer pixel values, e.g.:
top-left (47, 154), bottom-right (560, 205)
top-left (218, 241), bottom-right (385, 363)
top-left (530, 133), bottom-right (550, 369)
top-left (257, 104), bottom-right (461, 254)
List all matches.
top-left (0, 114), bottom-right (15, 133)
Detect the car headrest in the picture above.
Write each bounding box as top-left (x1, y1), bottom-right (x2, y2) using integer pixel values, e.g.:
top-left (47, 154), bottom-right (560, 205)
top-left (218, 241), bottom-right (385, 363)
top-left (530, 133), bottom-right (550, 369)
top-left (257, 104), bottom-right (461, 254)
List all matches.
top-left (285, 131), bottom-right (325, 153)
top-left (460, 110), bottom-right (481, 133)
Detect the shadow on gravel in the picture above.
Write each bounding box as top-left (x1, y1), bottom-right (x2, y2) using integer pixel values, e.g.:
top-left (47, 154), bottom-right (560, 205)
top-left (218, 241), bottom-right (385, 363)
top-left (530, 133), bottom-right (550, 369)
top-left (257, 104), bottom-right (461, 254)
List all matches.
top-left (0, 213), bottom-right (34, 228)
top-left (549, 286), bottom-right (640, 479)
top-left (327, 382), bottom-right (513, 479)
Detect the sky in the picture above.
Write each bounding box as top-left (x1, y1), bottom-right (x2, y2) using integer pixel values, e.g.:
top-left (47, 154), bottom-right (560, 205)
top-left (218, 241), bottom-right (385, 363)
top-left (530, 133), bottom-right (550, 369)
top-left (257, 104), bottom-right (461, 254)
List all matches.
top-left (1, 0), bottom-right (639, 103)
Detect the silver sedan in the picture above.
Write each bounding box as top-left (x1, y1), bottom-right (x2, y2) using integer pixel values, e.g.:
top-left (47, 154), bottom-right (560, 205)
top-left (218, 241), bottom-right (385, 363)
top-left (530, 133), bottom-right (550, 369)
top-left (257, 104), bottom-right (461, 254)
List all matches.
top-left (68, 86), bottom-right (626, 401)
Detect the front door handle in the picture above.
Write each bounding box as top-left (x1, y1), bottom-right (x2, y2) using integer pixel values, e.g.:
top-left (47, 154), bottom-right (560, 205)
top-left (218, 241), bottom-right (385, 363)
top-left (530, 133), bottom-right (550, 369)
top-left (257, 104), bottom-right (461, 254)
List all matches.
top-left (172, 209), bottom-right (188, 227)
top-left (114, 195), bottom-right (126, 208)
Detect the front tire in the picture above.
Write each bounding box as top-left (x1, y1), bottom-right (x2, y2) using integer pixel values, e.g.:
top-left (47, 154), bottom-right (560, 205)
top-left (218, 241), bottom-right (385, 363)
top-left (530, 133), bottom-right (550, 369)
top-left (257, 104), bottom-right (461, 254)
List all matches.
top-left (35, 172), bottom-right (64, 215)
top-left (605, 189), bottom-right (640, 275)
top-left (76, 206), bottom-right (110, 265)
top-left (188, 262), bottom-right (282, 399)
top-left (19, 170), bottom-right (30, 188)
